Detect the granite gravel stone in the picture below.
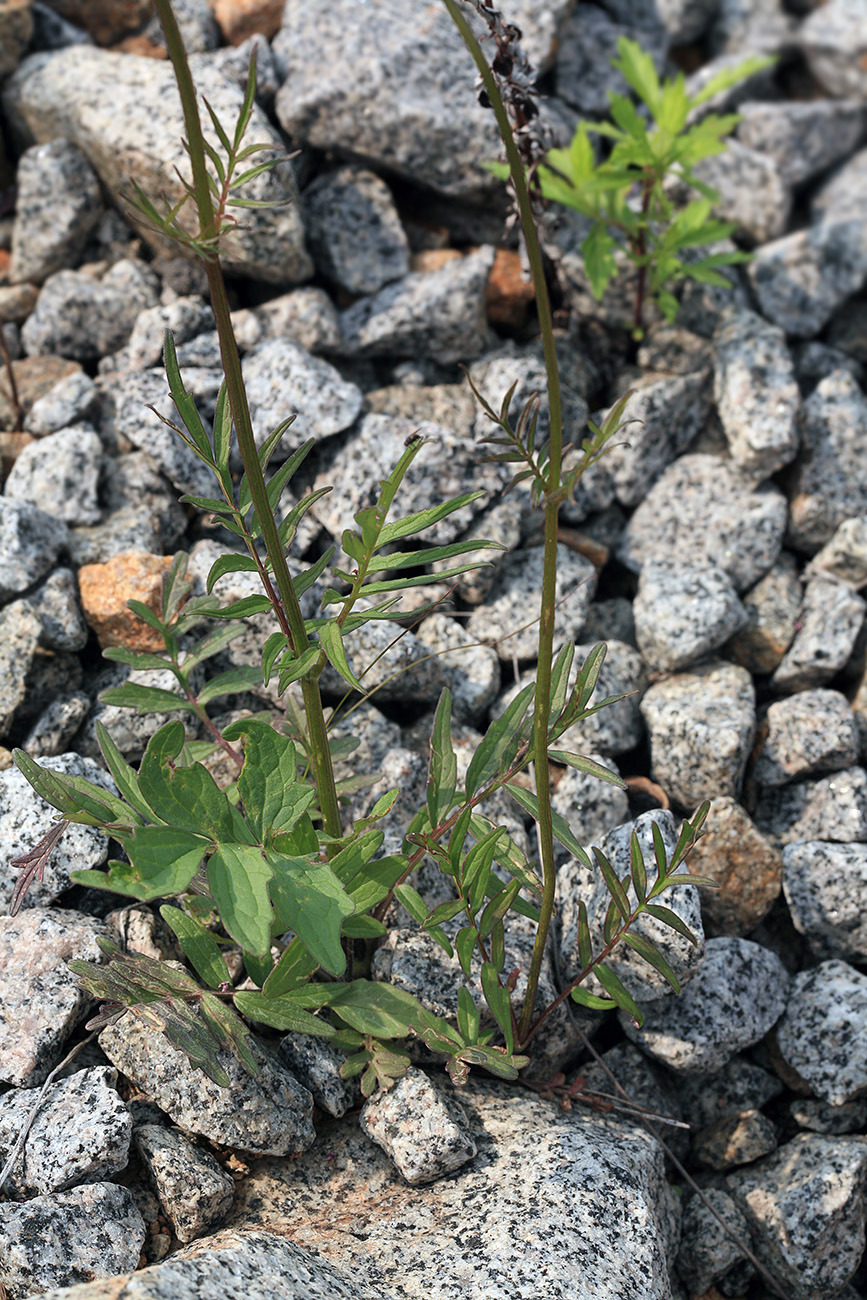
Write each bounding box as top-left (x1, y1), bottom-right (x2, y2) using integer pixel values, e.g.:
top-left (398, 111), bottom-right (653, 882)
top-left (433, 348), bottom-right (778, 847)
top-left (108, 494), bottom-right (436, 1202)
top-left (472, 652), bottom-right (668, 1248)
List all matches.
top-left (686, 796), bottom-right (783, 937)
top-left (466, 546), bottom-right (597, 664)
top-left (641, 661), bottom-right (756, 807)
top-left (23, 568), bottom-right (89, 652)
top-left (360, 1067), bottom-right (477, 1186)
top-left (777, 960), bottom-right (867, 1105)
top-left (21, 262), bottom-right (159, 363)
top-left (676, 1056), bottom-right (784, 1131)
top-left (416, 612), bottom-right (501, 726)
top-left (634, 562), bottom-right (747, 671)
top-left (693, 1109), bottom-right (778, 1171)
top-left (241, 338), bottom-right (362, 462)
top-left (788, 370), bottom-right (867, 552)
top-left (4, 423), bottom-right (103, 525)
top-left (134, 1124), bottom-right (234, 1244)
top-left (687, 140), bottom-right (791, 245)
top-left (622, 937), bottom-right (790, 1073)
top-left (726, 552), bottom-right (802, 674)
top-left (783, 842), bottom-right (867, 962)
top-left (21, 692), bottom-right (91, 758)
top-left (726, 1133), bottom-right (867, 1300)
top-left (676, 1187), bottom-right (754, 1297)
top-left (0, 600), bottom-right (42, 742)
top-left (247, 286), bottom-right (342, 355)
top-left (276, 1032), bottom-right (361, 1120)
top-left (604, 369), bottom-right (712, 508)
top-left (99, 1016), bottom-right (315, 1158)
top-left (618, 454), bottom-right (787, 592)
top-left (748, 225), bottom-right (866, 338)
top-left (0, 908), bottom-right (114, 1087)
top-left (754, 766), bottom-right (867, 847)
top-left (799, 0), bottom-right (867, 98)
top-left (755, 689), bottom-right (859, 787)
top-left (0, 1066), bottom-right (131, 1200)
top-left (735, 98), bottom-right (866, 188)
top-left (0, 498), bottom-right (68, 601)
top-left (555, 5), bottom-right (668, 118)
top-left (304, 166), bottom-right (410, 296)
top-left (810, 516), bottom-right (867, 589)
top-left (712, 306), bottom-right (800, 477)
top-left (120, 296), bottom-right (214, 373)
top-left (0, 1182), bottom-right (145, 1298)
top-left (9, 139), bottom-right (102, 284)
top-left (771, 576), bottom-right (865, 693)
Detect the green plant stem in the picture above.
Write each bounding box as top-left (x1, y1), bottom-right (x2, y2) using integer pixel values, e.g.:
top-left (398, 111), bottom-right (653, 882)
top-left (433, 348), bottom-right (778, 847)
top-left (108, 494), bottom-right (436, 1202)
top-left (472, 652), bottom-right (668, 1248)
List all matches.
top-left (152, 0), bottom-right (342, 837)
top-left (440, 0), bottom-right (563, 1046)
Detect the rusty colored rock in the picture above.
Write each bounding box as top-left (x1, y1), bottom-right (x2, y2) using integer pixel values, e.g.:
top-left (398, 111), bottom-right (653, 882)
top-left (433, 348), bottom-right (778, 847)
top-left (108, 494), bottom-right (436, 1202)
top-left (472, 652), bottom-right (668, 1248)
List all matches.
top-left (209, 0), bottom-right (283, 44)
top-left (687, 795), bottom-right (783, 937)
top-left (409, 249), bottom-right (463, 274)
top-left (78, 550), bottom-right (175, 651)
top-left (0, 355), bottom-right (82, 432)
top-left (486, 247), bottom-right (535, 329)
top-left (111, 33), bottom-right (168, 58)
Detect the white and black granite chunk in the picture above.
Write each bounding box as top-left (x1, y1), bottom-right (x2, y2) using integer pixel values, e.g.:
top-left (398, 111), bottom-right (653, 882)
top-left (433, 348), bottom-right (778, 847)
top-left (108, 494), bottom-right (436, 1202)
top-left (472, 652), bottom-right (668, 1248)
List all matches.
top-left (726, 551), bottom-right (802, 675)
top-left (747, 228), bottom-right (866, 339)
top-left (67, 508), bottom-right (160, 569)
top-left (692, 1108), bottom-right (778, 1170)
top-left (23, 568), bottom-right (88, 653)
top-left (22, 261), bottom-right (159, 364)
top-left (240, 338), bottom-right (362, 462)
top-left (675, 1055), bottom-right (784, 1131)
top-left (634, 562), bottom-right (747, 672)
top-left (579, 1040), bottom-right (689, 1162)
top-left (783, 841), bottom-right (867, 963)
top-left (617, 454), bottom-right (787, 593)
top-left (794, 340), bottom-right (864, 388)
top-left (726, 1133), bottom-right (867, 1300)
top-left (9, 138), bottom-right (102, 285)
top-left (683, 140), bottom-right (791, 245)
top-left (712, 306), bottom-right (800, 477)
top-left (360, 1067), bottom-right (477, 1186)
top-left (22, 369), bottom-right (98, 437)
top-left (98, 1015), bottom-right (315, 1158)
top-left (770, 575), bottom-right (865, 693)
top-left (134, 1124), bottom-right (234, 1244)
top-left (756, 689), bottom-right (859, 789)
top-left (4, 423), bottom-right (103, 526)
top-left (809, 516), bottom-right (867, 589)
top-left (77, 663), bottom-right (197, 764)
top-left (550, 752), bottom-right (630, 862)
top-left (790, 1096), bottom-right (867, 1136)
top-left (142, 0), bottom-right (219, 52)
top-left (708, 0), bottom-right (794, 55)
top-left (0, 601), bottom-right (42, 743)
top-left (2, 45), bottom-right (311, 283)
top-left (754, 766), bottom-right (867, 847)
top-left (0, 1181), bottom-right (145, 1297)
top-left (560, 810), bottom-right (705, 1003)
top-left (277, 1031), bottom-right (362, 1120)
top-left (415, 613), bottom-right (501, 726)
top-left (0, 752), bottom-right (115, 911)
top-left (319, 618), bottom-right (450, 705)
top-left (249, 286), bottom-right (342, 355)
top-left (99, 453), bottom-right (186, 554)
top-left (338, 246), bottom-right (496, 364)
top-left (789, 371), bottom-right (867, 552)
top-left (640, 660), bottom-right (756, 807)
top-left (604, 369), bottom-right (712, 508)
top-left (21, 692), bottom-right (91, 758)
top-left (555, 4), bottom-right (668, 117)
top-left (777, 960), bottom-right (867, 1106)
top-left (118, 295), bottom-right (215, 373)
top-left (622, 937), bottom-right (789, 1073)
top-left (0, 498), bottom-right (69, 603)
top-left (812, 148), bottom-right (867, 276)
top-left (304, 166), bottom-right (410, 296)
top-left (465, 545), bottom-right (597, 664)
top-left (736, 98), bottom-right (866, 189)
top-left (799, 0), bottom-right (867, 98)
top-left (676, 1187), bottom-right (755, 1297)
top-left (0, 1066), bottom-right (131, 1200)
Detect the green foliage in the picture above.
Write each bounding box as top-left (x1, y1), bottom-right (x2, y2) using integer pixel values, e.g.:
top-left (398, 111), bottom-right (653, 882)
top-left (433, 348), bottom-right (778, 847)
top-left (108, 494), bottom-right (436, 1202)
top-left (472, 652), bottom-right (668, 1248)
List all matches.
top-left (496, 37), bottom-right (775, 334)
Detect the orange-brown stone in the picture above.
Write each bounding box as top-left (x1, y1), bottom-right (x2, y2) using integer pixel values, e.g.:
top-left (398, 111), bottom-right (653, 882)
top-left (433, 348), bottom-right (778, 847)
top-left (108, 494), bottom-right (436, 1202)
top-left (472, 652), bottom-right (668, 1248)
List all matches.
top-left (78, 551), bottom-right (175, 651)
top-left (486, 247), bottom-right (535, 329)
top-left (209, 0), bottom-right (283, 44)
top-left (0, 356), bottom-right (82, 432)
top-left (687, 795), bottom-right (783, 937)
top-left (409, 249), bottom-right (463, 274)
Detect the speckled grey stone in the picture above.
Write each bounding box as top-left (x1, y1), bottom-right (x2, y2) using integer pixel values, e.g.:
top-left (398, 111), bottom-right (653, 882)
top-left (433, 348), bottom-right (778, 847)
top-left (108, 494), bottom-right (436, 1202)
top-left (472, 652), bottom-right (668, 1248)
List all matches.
top-left (241, 338), bottom-right (361, 462)
top-left (142, 0), bottom-right (218, 52)
top-left (0, 1066), bottom-right (131, 1200)
top-left (726, 1133), bottom-right (867, 1300)
top-left (229, 1081), bottom-right (681, 1300)
top-left (118, 296), bottom-right (214, 373)
top-left (623, 937), bottom-right (790, 1073)
top-left (338, 247), bottom-right (495, 364)
top-left (710, 0), bottom-right (795, 55)
top-left (0, 1181), bottom-right (145, 1297)
top-left (794, 340), bottom-right (864, 387)
top-left (777, 960), bottom-right (867, 1106)
top-left (0, 0), bottom-right (33, 78)
top-left (77, 664), bottom-right (198, 763)
top-left (319, 618), bottom-right (449, 705)
top-left (22, 261), bottom-right (159, 363)
top-left (100, 453), bottom-right (186, 553)
top-left (810, 516), bottom-right (867, 589)
top-left (32, 1227), bottom-right (385, 1300)
top-left (23, 568), bottom-right (88, 652)
top-left (97, 366), bottom-right (220, 499)
top-left (360, 1067), bottom-right (477, 1186)
top-left (581, 596), bottom-right (636, 648)
top-left (602, 0), bottom-right (716, 43)
top-left (67, 508), bottom-right (161, 569)
top-left (676, 1055), bottom-right (784, 1130)
top-left (133, 1124), bottom-right (234, 1244)
top-left (736, 98), bottom-right (866, 189)
top-left (22, 370), bottom-right (97, 437)
top-left (276, 1031), bottom-right (361, 1119)
top-left (21, 692), bottom-right (91, 758)
top-left (790, 1096), bottom-right (867, 1136)
top-left (799, 0), bottom-right (867, 98)
top-left (641, 661), bottom-right (756, 807)
top-left (0, 753), bottom-right (114, 911)
top-left (712, 307), bottom-right (800, 477)
top-left (579, 1040), bottom-right (688, 1161)
top-left (314, 410), bottom-right (508, 554)
top-left (676, 1187), bottom-right (754, 1297)
top-left (4, 424), bottom-right (103, 526)
top-left (304, 166), bottom-right (409, 296)
top-left (634, 563), bottom-right (747, 672)
top-left (692, 1108), bottom-right (778, 1170)
top-left (415, 613), bottom-right (501, 726)
top-left (756, 690), bottom-right (859, 787)
top-left (10, 139), bottom-right (101, 285)
top-left (466, 546), bottom-right (597, 663)
top-left (747, 225), bottom-right (866, 338)
top-left (560, 810), bottom-right (705, 1002)
top-left (249, 287), bottom-right (342, 355)
top-left (783, 842), bottom-right (867, 962)
top-left (727, 552), bottom-right (802, 675)
top-left (618, 454), bottom-right (787, 593)
top-left (788, 371), bottom-right (867, 552)
top-left (686, 140), bottom-right (791, 244)
top-left (3, 46), bottom-right (310, 284)
top-left (551, 753), bottom-right (629, 860)
top-left (0, 498), bottom-right (68, 601)
top-left (555, 5), bottom-right (668, 117)
top-left (754, 766), bottom-right (867, 847)
top-left (99, 1016), bottom-right (314, 1158)
top-left (771, 576), bottom-right (865, 693)
top-left (0, 600), bottom-right (41, 741)
top-left (0, 908), bottom-right (114, 1087)
top-left (604, 370), bottom-right (712, 508)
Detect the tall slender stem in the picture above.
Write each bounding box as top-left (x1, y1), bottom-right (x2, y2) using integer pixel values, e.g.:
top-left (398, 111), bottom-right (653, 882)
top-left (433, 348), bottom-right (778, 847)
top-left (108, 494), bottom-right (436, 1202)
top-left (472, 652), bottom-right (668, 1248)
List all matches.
top-left (439, 0), bottom-right (564, 1044)
top-left (152, 0), bottom-right (342, 837)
